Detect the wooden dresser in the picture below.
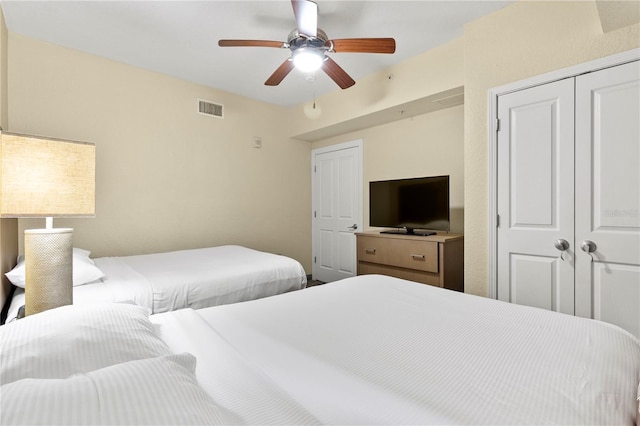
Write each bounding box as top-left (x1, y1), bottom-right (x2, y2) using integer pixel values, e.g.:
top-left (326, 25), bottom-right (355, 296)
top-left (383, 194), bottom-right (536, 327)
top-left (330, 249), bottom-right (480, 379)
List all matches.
top-left (356, 232), bottom-right (464, 291)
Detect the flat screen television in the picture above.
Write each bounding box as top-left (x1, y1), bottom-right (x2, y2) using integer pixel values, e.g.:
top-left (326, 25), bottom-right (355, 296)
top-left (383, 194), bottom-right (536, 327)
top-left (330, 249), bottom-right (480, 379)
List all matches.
top-left (369, 175), bottom-right (450, 236)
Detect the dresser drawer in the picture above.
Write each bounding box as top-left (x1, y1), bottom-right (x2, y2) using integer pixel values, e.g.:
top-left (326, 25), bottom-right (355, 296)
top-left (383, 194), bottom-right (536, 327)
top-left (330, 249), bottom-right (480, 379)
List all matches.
top-left (356, 232), bottom-right (463, 292)
top-left (357, 235), bottom-right (439, 273)
top-left (358, 262), bottom-right (442, 286)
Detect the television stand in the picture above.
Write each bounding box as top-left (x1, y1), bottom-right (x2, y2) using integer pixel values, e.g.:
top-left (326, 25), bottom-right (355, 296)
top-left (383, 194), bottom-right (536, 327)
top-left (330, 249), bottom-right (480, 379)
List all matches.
top-left (356, 231), bottom-right (464, 291)
top-left (380, 229), bottom-right (436, 237)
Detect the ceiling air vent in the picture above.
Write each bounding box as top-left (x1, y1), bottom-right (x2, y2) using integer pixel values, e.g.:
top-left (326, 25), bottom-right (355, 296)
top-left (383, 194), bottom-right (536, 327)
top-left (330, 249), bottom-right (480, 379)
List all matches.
top-left (198, 99), bottom-right (224, 118)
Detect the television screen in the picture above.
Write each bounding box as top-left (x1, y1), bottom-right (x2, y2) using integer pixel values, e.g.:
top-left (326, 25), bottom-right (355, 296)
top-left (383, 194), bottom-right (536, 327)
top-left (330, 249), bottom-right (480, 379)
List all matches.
top-left (369, 175), bottom-right (450, 235)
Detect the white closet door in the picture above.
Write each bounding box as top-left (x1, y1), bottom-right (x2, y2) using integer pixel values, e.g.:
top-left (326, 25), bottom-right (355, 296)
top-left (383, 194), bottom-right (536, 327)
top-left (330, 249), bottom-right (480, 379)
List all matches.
top-left (497, 78), bottom-right (575, 314)
top-left (575, 61), bottom-right (640, 337)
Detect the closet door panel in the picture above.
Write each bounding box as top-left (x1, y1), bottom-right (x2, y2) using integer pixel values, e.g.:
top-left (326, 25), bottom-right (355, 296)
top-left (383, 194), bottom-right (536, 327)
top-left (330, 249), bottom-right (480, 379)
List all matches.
top-left (575, 61), bottom-right (640, 335)
top-left (592, 263), bottom-right (640, 338)
top-left (497, 78), bottom-right (575, 314)
top-left (509, 254), bottom-right (560, 311)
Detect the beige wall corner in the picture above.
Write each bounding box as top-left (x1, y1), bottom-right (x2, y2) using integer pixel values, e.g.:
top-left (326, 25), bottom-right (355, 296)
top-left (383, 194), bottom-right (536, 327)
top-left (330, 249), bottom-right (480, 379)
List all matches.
top-left (0, 219), bottom-right (18, 312)
top-left (596, 0), bottom-right (640, 33)
top-left (0, 7), bottom-right (7, 130)
top-left (0, 9), bottom-right (12, 313)
top-left (463, 0), bottom-right (640, 297)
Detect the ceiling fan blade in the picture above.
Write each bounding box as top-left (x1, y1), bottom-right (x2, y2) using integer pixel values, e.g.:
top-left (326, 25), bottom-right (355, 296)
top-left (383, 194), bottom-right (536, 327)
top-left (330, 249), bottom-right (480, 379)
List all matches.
top-left (265, 60), bottom-right (295, 86)
top-left (291, 0), bottom-right (317, 38)
top-left (326, 38), bottom-right (396, 54)
top-left (321, 57), bottom-right (355, 89)
top-left (218, 40), bottom-right (287, 48)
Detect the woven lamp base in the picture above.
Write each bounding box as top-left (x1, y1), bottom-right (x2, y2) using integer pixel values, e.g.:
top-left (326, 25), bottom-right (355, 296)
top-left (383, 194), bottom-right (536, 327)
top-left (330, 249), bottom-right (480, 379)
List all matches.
top-left (25, 228), bottom-right (73, 316)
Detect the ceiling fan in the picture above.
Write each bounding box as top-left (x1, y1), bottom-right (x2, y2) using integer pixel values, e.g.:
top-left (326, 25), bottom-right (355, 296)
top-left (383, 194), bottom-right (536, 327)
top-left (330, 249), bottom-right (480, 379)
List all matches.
top-left (218, 0), bottom-right (396, 89)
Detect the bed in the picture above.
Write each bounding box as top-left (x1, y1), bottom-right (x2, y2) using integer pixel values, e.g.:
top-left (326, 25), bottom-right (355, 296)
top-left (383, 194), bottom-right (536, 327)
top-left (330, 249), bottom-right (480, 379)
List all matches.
top-left (1, 274), bottom-right (639, 425)
top-left (3, 245), bottom-right (306, 323)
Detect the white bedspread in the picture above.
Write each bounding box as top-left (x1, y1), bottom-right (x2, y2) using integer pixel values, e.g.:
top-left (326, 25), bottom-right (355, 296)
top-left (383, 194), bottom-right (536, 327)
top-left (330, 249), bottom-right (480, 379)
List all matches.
top-left (112, 245), bottom-right (306, 313)
top-left (6, 245), bottom-right (306, 322)
top-left (152, 275), bottom-right (640, 425)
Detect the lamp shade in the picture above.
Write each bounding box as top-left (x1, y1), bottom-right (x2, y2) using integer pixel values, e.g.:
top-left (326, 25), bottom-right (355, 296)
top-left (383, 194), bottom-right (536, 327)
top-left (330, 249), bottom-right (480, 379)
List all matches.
top-left (0, 132), bottom-right (95, 218)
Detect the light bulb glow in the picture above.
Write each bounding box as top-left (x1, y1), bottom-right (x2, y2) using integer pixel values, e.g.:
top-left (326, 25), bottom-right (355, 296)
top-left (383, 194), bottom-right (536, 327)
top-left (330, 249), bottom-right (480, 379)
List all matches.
top-left (293, 48), bottom-right (324, 72)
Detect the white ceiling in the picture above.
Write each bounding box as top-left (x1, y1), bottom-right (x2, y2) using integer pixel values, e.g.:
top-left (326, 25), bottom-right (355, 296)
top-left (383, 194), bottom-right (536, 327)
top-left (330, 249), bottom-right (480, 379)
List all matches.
top-left (0, 1), bottom-right (512, 107)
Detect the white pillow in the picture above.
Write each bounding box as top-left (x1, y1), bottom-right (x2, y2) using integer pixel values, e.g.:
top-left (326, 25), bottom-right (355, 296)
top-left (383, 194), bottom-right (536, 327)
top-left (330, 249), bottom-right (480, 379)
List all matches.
top-left (0, 353), bottom-right (236, 425)
top-left (0, 303), bottom-right (172, 385)
top-left (5, 247), bottom-right (105, 288)
top-left (73, 247), bottom-right (92, 259)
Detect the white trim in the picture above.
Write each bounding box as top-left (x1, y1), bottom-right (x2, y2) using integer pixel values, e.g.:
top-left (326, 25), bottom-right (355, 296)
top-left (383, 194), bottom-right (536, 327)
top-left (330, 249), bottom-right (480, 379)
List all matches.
top-left (487, 48), bottom-right (640, 300)
top-left (311, 139), bottom-right (364, 280)
top-left (487, 92), bottom-right (499, 300)
top-left (311, 139), bottom-right (363, 156)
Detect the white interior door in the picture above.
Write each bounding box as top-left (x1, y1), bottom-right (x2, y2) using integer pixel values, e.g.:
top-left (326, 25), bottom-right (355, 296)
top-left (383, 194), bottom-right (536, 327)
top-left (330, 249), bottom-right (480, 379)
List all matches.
top-left (574, 61), bottom-right (640, 337)
top-left (312, 141), bottom-right (362, 282)
top-left (496, 78), bottom-right (575, 314)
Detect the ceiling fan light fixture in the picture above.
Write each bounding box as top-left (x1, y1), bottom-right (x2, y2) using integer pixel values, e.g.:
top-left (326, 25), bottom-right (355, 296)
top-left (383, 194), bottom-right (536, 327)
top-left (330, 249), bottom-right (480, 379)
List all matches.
top-left (292, 48), bottom-right (324, 72)
top-left (218, 1), bottom-right (395, 89)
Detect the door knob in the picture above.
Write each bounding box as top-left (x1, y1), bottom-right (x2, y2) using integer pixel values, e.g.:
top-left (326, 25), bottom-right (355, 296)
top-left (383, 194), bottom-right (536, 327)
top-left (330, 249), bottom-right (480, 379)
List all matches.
top-left (554, 239), bottom-right (570, 261)
top-left (554, 239), bottom-right (570, 251)
top-left (581, 240), bottom-right (596, 253)
top-left (347, 224), bottom-right (358, 231)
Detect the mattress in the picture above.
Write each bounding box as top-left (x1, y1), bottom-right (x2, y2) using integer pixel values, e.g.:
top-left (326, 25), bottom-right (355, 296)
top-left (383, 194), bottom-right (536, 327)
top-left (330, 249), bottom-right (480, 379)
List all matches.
top-left (5, 245), bottom-right (306, 322)
top-left (151, 274), bottom-right (640, 425)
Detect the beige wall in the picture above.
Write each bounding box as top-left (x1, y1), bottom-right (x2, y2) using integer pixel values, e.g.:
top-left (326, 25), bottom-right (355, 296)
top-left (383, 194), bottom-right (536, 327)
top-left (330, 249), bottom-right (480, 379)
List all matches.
top-left (0, 10), bottom-right (18, 309)
top-left (312, 104), bottom-right (465, 234)
top-left (0, 8), bottom-right (17, 312)
top-left (0, 5), bottom-right (6, 130)
top-left (288, 37), bottom-right (465, 139)
top-left (8, 35), bottom-right (312, 271)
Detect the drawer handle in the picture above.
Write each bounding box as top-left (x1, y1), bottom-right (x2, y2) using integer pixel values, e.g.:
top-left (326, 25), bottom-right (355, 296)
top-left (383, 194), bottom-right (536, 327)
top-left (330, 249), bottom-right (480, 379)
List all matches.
top-left (365, 248), bottom-right (376, 255)
top-left (410, 254), bottom-right (425, 260)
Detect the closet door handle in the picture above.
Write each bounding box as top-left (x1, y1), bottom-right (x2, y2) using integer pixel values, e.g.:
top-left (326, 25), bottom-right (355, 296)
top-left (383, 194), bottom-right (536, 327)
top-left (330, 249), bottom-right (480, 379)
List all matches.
top-left (554, 239), bottom-right (570, 261)
top-left (554, 239), bottom-right (570, 251)
top-left (581, 240), bottom-right (597, 262)
top-left (581, 240), bottom-right (597, 253)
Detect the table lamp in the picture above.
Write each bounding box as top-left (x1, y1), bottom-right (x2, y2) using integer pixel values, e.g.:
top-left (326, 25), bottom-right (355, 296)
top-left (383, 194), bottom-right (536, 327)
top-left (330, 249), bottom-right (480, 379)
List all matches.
top-left (0, 131), bottom-right (95, 316)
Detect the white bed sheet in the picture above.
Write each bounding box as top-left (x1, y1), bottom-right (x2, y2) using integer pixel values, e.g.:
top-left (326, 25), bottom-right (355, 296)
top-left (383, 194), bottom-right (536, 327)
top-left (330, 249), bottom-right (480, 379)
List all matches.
top-left (151, 274), bottom-right (640, 425)
top-left (6, 245), bottom-right (306, 322)
top-left (118, 245), bottom-right (306, 313)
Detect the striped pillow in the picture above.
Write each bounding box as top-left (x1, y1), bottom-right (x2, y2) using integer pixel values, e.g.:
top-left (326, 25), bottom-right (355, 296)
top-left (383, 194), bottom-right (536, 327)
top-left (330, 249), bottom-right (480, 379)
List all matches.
top-left (0, 303), bottom-right (172, 385)
top-left (0, 353), bottom-right (234, 425)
